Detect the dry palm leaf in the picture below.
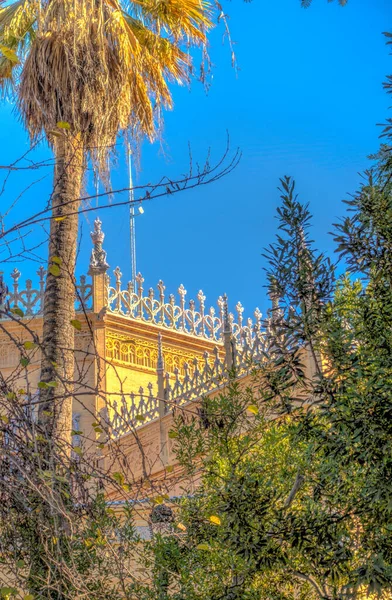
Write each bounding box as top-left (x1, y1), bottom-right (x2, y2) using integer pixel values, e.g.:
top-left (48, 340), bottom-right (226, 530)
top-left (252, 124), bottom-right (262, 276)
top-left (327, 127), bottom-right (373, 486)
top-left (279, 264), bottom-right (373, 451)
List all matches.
top-left (0, 0), bottom-right (213, 171)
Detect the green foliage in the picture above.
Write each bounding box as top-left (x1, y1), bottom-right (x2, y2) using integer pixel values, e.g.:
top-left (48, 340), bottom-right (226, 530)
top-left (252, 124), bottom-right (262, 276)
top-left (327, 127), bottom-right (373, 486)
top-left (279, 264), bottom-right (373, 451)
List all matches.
top-left (143, 142), bottom-right (392, 599)
top-left (0, 424), bottom-right (145, 600)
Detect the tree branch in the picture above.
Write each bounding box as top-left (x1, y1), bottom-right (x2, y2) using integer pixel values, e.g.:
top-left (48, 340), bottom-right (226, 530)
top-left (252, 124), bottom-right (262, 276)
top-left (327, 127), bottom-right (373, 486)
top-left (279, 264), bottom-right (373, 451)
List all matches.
top-left (284, 470), bottom-right (304, 509)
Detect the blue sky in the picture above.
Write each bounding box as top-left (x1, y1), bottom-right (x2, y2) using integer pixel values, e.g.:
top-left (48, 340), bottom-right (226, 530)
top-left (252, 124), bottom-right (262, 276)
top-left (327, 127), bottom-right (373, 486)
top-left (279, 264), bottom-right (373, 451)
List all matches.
top-left (0, 0), bottom-right (390, 320)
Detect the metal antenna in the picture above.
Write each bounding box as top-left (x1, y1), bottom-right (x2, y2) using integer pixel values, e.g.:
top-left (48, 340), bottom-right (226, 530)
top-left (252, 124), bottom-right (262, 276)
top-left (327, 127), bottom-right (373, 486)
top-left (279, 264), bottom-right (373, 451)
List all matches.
top-left (94, 173), bottom-right (99, 207)
top-left (127, 141), bottom-right (137, 289)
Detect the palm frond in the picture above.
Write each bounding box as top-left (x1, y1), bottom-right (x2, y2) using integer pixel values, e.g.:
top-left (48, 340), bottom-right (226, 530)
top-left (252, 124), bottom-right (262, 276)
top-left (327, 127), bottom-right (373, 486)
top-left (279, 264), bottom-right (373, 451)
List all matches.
top-left (4, 0), bottom-right (214, 172)
top-left (0, 0), bottom-right (36, 49)
top-left (0, 0), bottom-right (37, 92)
top-left (128, 0), bottom-right (212, 43)
top-left (123, 12), bottom-right (191, 83)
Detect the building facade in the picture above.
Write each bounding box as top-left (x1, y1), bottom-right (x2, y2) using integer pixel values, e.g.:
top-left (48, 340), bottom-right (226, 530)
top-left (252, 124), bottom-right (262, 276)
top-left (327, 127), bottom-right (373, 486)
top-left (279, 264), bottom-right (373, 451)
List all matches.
top-left (0, 218), bottom-right (309, 520)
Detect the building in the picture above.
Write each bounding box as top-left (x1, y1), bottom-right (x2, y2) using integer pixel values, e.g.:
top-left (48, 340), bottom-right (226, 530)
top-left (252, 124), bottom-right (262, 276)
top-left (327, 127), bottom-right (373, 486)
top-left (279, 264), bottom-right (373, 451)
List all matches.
top-left (0, 218), bottom-right (313, 528)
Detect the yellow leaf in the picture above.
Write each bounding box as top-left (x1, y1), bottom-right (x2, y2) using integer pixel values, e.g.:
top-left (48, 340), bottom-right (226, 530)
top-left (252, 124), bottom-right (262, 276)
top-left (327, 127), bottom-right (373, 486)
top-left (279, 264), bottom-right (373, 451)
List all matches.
top-left (196, 543), bottom-right (211, 551)
top-left (10, 307), bottom-right (24, 317)
top-left (73, 446), bottom-right (82, 456)
top-left (168, 430), bottom-right (178, 439)
top-left (56, 121), bottom-right (71, 130)
top-left (246, 404), bottom-right (259, 415)
top-left (23, 341), bottom-right (36, 350)
top-left (24, 594), bottom-right (35, 600)
top-left (51, 256), bottom-right (62, 265)
top-left (70, 319), bottom-right (82, 331)
top-left (0, 45), bottom-right (19, 64)
top-left (0, 415), bottom-right (9, 424)
top-left (177, 522), bottom-right (187, 531)
top-left (209, 515), bottom-right (221, 526)
top-left (49, 264), bottom-right (60, 277)
top-left (54, 215), bottom-right (66, 222)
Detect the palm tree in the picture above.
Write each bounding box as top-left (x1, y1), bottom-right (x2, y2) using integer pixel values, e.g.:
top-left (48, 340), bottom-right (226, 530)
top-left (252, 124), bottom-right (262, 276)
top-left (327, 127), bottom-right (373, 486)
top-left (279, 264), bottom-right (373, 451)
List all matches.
top-left (0, 0), bottom-right (212, 449)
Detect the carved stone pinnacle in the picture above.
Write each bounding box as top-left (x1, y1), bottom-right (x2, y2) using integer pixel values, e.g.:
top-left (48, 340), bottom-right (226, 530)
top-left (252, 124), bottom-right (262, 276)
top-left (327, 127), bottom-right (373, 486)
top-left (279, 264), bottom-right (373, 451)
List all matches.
top-left (89, 217), bottom-right (109, 275)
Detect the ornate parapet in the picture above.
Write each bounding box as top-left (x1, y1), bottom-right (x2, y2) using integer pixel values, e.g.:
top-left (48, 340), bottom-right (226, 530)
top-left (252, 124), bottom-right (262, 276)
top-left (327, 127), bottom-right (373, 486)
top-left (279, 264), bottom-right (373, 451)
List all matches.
top-left (0, 267), bottom-right (92, 317)
top-left (105, 384), bottom-right (160, 438)
top-left (0, 216), bottom-right (276, 445)
top-left (105, 323), bottom-right (268, 439)
top-left (106, 267), bottom-right (262, 344)
top-left (0, 259), bottom-right (263, 361)
top-left (0, 219), bottom-right (263, 349)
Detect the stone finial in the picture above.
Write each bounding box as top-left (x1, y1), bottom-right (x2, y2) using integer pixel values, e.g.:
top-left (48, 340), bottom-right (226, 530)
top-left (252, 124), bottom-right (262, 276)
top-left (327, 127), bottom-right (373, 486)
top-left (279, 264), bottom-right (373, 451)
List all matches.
top-left (157, 332), bottom-right (164, 372)
top-left (11, 268), bottom-right (21, 284)
top-left (222, 293), bottom-right (232, 334)
top-left (89, 217), bottom-right (109, 275)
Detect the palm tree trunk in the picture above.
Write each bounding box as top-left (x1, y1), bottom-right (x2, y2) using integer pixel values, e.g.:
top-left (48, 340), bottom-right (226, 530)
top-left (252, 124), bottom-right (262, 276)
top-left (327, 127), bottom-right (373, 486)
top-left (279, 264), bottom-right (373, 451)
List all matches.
top-left (38, 134), bottom-right (84, 453)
